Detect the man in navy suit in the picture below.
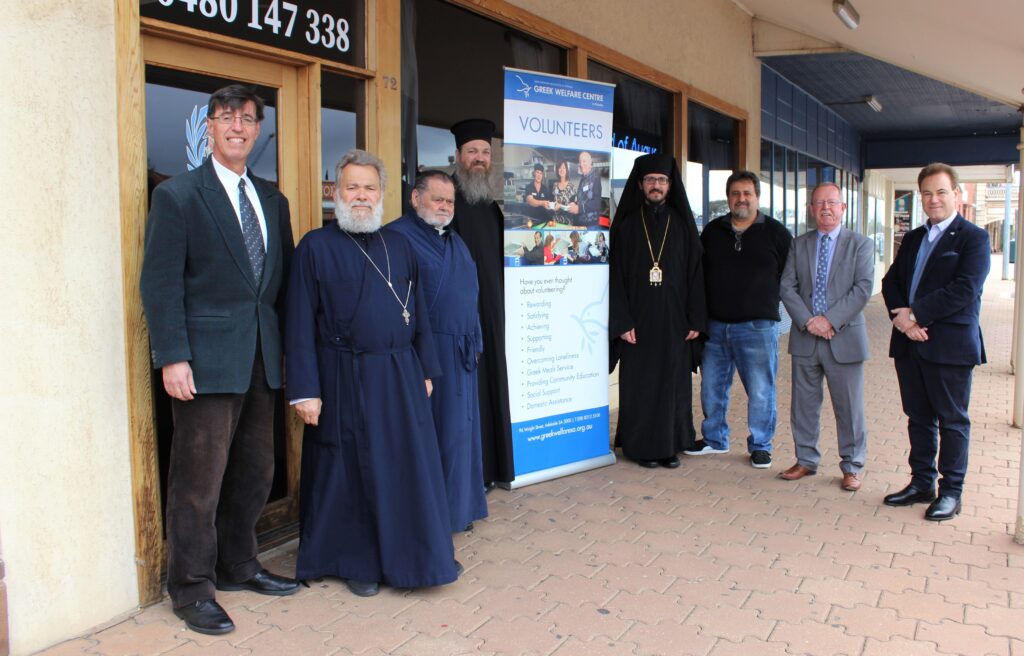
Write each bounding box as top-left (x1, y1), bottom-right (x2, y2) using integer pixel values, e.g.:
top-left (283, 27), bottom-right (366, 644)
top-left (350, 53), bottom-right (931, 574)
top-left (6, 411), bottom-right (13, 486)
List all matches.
top-left (881, 163), bottom-right (990, 521)
top-left (141, 85), bottom-right (298, 634)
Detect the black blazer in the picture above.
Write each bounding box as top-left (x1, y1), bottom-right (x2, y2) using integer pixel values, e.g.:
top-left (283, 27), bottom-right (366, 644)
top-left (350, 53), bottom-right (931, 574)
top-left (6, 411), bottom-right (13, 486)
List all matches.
top-left (140, 158), bottom-right (295, 393)
top-left (881, 214), bottom-right (989, 366)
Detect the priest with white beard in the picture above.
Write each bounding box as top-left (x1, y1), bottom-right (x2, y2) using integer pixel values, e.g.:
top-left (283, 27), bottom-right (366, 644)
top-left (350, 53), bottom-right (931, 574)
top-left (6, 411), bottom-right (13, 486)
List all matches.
top-left (285, 149), bottom-right (460, 597)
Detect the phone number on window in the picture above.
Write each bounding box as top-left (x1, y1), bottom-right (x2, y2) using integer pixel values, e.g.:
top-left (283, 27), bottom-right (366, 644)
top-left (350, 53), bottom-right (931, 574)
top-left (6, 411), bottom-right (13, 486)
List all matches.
top-left (153, 0), bottom-right (351, 53)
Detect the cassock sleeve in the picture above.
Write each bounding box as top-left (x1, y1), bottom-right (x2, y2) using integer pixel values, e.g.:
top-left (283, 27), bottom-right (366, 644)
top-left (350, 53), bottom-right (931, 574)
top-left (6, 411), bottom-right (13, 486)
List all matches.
top-left (608, 218), bottom-right (633, 373)
top-left (285, 236), bottom-right (322, 401)
top-left (411, 254), bottom-right (443, 380)
top-left (684, 218), bottom-right (708, 372)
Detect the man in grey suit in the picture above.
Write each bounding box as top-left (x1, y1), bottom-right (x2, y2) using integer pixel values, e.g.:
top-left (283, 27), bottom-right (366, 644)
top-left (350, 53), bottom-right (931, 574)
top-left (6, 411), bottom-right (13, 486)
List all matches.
top-left (141, 85), bottom-right (298, 635)
top-left (779, 182), bottom-right (874, 491)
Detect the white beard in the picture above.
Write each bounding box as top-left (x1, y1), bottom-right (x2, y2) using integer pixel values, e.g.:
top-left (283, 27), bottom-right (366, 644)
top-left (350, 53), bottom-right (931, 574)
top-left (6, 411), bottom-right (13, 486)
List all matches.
top-left (454, 166), bottom-right (494, 205)
top-left (418, 207), bottom-right (452, 230)
top-left (336, 199), bottom-right (383, 233)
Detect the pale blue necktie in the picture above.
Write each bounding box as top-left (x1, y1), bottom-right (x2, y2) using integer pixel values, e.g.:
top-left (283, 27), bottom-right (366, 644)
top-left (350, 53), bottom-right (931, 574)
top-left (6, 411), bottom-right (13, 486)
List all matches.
top-left (909, 225), bottom-right (940, 303)
top-left (238, 178), bottom-right (265, 282)
top-left (812, 233), bottom-right (830, 315)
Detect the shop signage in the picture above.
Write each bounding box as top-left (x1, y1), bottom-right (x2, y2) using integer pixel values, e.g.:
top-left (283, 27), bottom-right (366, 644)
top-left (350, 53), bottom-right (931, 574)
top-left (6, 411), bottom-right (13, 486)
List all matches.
top-left (612, 130), bottom-right (662, 155)
top-left (501, 67), bottom-right (617, 488)
top-left (140, 0), bottom-right (363, 66)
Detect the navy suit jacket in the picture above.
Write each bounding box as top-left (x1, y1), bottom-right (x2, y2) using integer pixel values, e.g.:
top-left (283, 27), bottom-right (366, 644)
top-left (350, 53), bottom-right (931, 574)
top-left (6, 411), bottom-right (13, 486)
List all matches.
top-left (140, 157), bottom-right (295, 393)
top-left (881, 214), bottom-right (989, 366)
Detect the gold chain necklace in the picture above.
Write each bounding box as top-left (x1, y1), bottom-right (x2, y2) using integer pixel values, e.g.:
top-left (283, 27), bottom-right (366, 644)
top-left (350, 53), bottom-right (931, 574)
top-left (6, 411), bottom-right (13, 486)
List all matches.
top-left (343, 230), bottom-right (413, 325)
top-left (640, 205), bottom-right (671, 286)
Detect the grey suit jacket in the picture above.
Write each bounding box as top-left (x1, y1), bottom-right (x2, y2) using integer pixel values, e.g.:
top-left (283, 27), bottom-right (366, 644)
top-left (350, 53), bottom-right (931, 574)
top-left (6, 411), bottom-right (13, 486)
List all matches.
top-left (140, 157), bottom-right (295, 393)
top-left (780, 227), bottom-right (874, 364)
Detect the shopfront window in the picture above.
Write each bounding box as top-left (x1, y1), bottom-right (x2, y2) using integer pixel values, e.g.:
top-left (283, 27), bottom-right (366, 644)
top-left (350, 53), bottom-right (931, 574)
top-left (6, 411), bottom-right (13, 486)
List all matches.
top-left (144, 65), bottom-right (286, 523)
top-left (760, 141), bottom-right (773, 217)
top-left (795, 152), bottom-right (807, 236)
top-left (588, 61), bottom-right (673, 218)
top-left (403, 0), bottom-right (565, 193)
top-left (320, 70), bottom-right (363, 223)
top-left (687, 101), bottom-right (737, 228)
top-left (145, 66), bottom-right (278, 184)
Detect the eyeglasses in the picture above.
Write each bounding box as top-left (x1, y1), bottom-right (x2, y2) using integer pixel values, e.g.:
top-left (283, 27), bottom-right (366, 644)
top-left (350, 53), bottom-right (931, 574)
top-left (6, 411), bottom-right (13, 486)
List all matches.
top-left (212, 114), bottom-right (258, 126)
top-left (810, 199), bottom-right (843, 208)
top-left (734, 231), bottom-right (743, 252)
top-left (642, 175), bottom-right (671, 186)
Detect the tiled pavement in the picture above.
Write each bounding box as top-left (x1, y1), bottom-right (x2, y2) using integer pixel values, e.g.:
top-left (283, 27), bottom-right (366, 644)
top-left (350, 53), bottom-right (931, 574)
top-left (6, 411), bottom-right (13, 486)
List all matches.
top-left (39, 257), bottom-right (1024, 656)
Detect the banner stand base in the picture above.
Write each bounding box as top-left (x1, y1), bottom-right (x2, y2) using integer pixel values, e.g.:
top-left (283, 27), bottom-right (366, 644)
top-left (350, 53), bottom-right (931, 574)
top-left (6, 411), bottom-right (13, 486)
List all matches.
top-left (501, 452), bottom-right (618, 490)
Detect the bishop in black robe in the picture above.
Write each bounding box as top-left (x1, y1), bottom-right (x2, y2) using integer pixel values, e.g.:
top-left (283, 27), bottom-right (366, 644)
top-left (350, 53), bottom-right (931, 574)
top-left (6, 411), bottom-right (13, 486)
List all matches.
top-left (609, 153), bottom-right (707, 467)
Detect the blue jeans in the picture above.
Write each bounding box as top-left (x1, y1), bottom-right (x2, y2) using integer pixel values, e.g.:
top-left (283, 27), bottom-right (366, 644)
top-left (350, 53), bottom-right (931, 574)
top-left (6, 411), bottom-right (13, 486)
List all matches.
top-left (700, 319), bottom-right (779, 453)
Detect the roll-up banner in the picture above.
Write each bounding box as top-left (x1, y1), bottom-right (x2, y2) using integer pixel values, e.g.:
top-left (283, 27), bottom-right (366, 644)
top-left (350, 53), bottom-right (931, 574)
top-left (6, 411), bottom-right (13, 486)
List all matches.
top-left (501, 67), bottom-right (617, 488)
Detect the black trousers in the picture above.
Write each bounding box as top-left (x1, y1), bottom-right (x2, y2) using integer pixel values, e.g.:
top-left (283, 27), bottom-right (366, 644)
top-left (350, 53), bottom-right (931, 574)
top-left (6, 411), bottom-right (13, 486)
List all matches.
top-left (166, 352), bottom-right (276, 608)
top-left (894, 347), bottom-right (974, 498)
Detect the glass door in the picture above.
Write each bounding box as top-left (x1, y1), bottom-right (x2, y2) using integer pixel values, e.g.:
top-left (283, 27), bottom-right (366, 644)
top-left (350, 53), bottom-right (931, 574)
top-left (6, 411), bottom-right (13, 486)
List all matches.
top-left (141, 34), bottom-right (305, 561)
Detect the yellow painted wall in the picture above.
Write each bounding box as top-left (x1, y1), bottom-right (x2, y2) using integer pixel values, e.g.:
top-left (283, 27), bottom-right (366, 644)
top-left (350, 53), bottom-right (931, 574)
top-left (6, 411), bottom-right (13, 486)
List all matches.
top-left (0, 2), bottom-right (138, 653)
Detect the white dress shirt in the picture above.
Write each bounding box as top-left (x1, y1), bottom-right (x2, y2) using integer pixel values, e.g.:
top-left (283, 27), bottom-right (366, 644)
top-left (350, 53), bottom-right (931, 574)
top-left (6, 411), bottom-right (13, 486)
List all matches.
top-left (210, 155), bottom-right (268, 249)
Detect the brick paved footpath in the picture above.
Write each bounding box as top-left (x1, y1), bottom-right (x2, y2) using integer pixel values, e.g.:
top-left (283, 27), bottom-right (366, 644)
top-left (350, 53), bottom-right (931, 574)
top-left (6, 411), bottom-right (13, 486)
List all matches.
top-left (38, 256), bottom-right (1024, 655)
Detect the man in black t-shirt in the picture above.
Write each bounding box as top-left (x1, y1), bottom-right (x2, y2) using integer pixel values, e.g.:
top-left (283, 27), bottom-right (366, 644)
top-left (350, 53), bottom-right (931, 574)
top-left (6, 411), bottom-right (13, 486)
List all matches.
top-left (685, 170), bottom-right (792, 469)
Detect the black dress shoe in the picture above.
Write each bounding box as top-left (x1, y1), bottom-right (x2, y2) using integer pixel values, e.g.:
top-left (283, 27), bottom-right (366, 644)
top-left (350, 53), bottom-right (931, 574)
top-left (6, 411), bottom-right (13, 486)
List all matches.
top-left (455, 560), bottom-right (465, 577)
top-left (659, 456), bottom-right (680, 469)
top-left (925, 495), bottom-right (962, 521)
top-left (173, 599), bottom-right (234, 635)
top-left (345, 579), bottom-right (380, 597)
top-left (636, 459), bottom-right (659, 468)
top-left (484, 482), bottom-right (497, 495)
top-left (216, 569), bottom-right (300, 596)
top-left (883, 484), bottom-right (936, 507)
top-left (463, 522), bottom-right (474, 532)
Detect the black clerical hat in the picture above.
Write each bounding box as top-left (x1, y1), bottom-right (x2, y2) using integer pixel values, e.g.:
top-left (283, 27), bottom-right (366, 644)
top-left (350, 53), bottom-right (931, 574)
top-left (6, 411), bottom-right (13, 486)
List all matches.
top-left (450, 118), bottom-right (496, 148)
top-left (633, 153), bottom-right (674, 177)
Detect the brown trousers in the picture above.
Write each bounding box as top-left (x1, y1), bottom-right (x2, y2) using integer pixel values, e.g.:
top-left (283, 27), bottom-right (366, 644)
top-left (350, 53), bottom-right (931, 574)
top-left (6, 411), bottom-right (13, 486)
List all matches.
top-left (166, 352), bottom-right (275, 608)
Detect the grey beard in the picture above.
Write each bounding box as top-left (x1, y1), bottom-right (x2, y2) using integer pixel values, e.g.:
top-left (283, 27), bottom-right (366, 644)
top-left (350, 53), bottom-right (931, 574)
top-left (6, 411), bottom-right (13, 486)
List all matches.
top-left (454, 166), bottom-right (494, 205)
top-left (336, 200), bottom-right (383, 233)
top-left (732, 206), bottom-right (753, 220)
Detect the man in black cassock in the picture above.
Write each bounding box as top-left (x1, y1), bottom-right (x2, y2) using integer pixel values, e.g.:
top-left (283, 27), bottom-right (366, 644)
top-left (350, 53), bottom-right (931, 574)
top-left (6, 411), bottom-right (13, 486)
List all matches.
top-left (389, 170), bottom-right (489, 533)
top-left (286, 150), bottom-right (459, 598)
top-left (609, 153), bottom-right (707, 468)
top-left (449, 118), bottom-right (514, 488)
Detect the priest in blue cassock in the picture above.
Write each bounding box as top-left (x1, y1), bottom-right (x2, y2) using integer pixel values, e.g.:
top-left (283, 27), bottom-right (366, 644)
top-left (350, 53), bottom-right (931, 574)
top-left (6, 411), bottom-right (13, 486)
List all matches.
top-left (285, 150), bottom-right (460, 598)
top-left (389, 170), bottom-right (488, 533)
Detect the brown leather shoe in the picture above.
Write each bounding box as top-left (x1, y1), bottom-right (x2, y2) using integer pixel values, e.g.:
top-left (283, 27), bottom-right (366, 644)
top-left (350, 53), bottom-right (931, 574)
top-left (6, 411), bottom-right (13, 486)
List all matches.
top-left (779, 463), bottom-right (816, 480)
top-left (841, 472), bottom-right (862, 491)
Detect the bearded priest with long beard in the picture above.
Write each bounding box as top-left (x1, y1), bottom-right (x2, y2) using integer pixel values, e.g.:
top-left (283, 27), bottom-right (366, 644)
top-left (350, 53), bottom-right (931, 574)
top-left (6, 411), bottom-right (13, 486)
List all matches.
top-left (448, 118), bottom-right (514, 490)
top-left (285, 149), bottom-right (461, 597)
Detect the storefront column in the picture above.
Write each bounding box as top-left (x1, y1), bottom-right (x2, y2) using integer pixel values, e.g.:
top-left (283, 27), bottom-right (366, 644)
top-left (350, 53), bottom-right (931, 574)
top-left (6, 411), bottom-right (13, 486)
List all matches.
top-left (370, 0), bottom-right (403, 220)
top-left (1013, 124), bottom-right (1024, 544)
top-left (1, 530), bottom-right (7, 656)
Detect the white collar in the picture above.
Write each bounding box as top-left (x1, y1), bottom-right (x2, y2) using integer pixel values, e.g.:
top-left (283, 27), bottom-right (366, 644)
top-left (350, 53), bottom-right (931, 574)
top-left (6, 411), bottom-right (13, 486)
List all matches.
top-left (210, 155), bottom-right (252, 190)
